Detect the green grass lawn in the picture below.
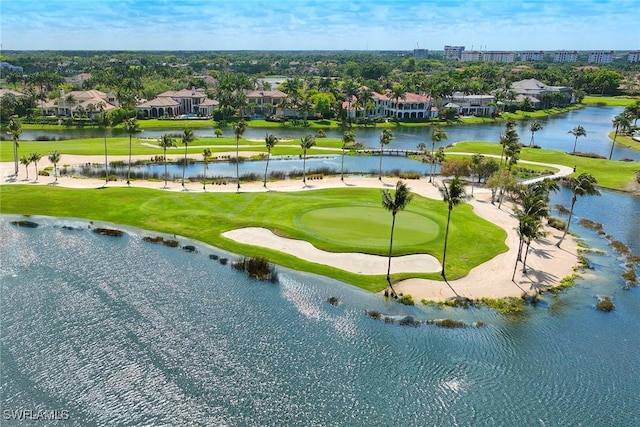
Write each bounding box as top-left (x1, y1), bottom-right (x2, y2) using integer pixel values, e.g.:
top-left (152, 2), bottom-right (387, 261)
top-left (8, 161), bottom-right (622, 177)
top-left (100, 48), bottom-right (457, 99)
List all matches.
top-left (0, 136), bottom-right (344, 162)
top-left (0, 185), bottom-right (507, 291)
top-left (582, 96), bottom-right (640, 107)
top-left (449, 141), bottom-right (640, 190)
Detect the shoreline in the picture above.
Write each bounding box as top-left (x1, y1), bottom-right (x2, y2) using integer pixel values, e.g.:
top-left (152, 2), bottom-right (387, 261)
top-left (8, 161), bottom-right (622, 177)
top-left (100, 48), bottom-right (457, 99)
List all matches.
top-left (1, 156), bottom-right (580, 301)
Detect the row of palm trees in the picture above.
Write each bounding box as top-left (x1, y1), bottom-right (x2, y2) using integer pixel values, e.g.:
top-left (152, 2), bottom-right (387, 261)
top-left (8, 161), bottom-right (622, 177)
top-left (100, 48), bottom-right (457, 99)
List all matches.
top-left (382, 177), bottom-right (466, 297)
top-left (18, 151), bottom-right (61, 182)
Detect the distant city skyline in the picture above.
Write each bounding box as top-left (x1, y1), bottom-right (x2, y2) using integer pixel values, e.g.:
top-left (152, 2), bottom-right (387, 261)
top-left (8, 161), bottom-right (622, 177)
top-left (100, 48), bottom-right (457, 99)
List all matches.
top-left (1, 0), bottom-right (638, 52)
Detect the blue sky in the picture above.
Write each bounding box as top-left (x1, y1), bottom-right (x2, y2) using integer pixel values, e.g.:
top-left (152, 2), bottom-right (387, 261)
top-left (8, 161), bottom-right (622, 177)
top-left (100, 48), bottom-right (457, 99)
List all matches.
top-left (1, 0), bottom-right (638, 51)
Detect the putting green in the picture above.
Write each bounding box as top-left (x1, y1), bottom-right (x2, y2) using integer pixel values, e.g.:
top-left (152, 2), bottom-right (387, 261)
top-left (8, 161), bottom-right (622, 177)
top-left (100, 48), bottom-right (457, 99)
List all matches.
top-left (296, 206), bottom-right (439, 252)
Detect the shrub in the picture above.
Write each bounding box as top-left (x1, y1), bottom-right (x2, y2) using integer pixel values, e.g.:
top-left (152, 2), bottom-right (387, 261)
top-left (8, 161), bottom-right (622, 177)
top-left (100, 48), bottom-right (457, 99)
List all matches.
top-left (579, 218), bottom-right (603, 232)
top-left (547, 217), bottom-right (566, 231)
top-left (427, 318), bottom-right (467, 328)
top-left (10, 220), bottom-right (39, 228)
top-left (595, 296), bottom-right (615, 312)
top-left (398, 316), bottom-right (421, 327)
top-left (366, 310), bottom-right (381, 319)
top-left (610, 240), bottom-right (630, 254)
top-left (93, 227), bottom-right (124, 237)
top-left (398, 294), bottom-right (415, 305)
top-left (327, 296), bottom-right (340, 306)
top-left (478, 297), bottom-right (525, 314)
top-left (232, 257), bottom-right (277, 281)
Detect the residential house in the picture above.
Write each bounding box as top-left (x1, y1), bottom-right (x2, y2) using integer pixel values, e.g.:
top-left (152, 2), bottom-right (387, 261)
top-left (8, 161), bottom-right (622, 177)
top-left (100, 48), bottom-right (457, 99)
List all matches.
top-left (244, 90), bottom-right (288, 118)
top-left (372, 91), bottom-right (435, 119)
top-left (445, 92), bottom-right (496, 116)
top-left (43, 89), bottom-right (118, 117)
top-left (135, 87), bottom-right (210, 118)
top-left (509, 78), bottom-right (574, 108)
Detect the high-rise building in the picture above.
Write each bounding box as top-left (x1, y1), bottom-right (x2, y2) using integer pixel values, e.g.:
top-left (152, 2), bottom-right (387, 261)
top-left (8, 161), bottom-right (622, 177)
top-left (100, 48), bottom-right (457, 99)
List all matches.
top-left (520, 51), bottom-right (545, 61)
top-left (444, 45), bottom-right (465, 60)
top-left (553, 51), bottom-right (578, 62)
top-left (460, 50), bottom-right (514, 63)
top-left (588, 51), bottom-right (615, 64)
top-left (413, 49), bottom-right (429, 59)
top-left (628, 51), bottom-right (640, 63)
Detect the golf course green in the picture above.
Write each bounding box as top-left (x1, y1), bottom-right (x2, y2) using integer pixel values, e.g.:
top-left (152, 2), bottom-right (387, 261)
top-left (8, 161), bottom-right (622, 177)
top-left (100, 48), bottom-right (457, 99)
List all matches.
top-left (0, 185), bottom-right (507, 291)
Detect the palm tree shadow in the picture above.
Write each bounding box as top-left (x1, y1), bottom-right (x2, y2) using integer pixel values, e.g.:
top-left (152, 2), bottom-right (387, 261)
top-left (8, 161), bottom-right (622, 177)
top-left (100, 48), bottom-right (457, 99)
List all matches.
top-left (442, 275), bottom-right (461, 298)
top-left (342, 180), bottom-right (357, 187)
top-left (522, 268), bottom-right (559, 294)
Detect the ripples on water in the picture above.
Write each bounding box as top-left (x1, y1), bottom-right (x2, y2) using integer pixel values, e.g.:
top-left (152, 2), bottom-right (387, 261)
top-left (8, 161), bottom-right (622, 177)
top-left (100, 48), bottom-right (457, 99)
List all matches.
top-left (1, 216), bottom-right (639, 426)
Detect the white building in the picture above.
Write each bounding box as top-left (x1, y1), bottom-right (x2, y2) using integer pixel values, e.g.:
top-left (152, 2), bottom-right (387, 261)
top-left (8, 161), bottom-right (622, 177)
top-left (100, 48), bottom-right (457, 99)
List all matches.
top-left (554, 51), bottom-right (578, 62)
top-left (628, 51), bottom-right (640, 63)
top-left (520, 51), bottom-right (545, 61)
top-left (588, 51), bottom-right (615, 64)
top-left (369, 91), bottom-right (435, 119)
top-left (446, 92), bottom-right (496, 116)
top-left (460, 50), bottom-right (514, 63)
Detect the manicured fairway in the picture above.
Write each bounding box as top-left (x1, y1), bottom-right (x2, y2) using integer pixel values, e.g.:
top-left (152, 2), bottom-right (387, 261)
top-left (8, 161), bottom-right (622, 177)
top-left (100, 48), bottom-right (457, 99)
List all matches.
top-left (0, 185), bottom-right (507, 291)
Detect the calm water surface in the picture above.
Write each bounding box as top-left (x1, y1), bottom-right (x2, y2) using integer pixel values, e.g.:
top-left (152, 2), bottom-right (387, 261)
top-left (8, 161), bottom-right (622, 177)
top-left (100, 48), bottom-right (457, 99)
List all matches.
top-left (1, 187), bottom-right (639, 426)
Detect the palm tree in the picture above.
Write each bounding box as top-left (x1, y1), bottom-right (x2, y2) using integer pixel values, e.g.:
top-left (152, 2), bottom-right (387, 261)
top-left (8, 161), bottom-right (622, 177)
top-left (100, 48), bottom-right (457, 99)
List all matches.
top-left (569, 125), bottom-right (587, 154)
top-left (500, 120), bottom-right (519, 166)
top-left (381, 180), bottom-right (413, 297)
top-left (98, 105), bottom-right (111, 186)
top-left (470, 153), bottom-right (484, 197)
top-left (233, 121), bottom-right (246, 190)
top-left (340, 130), bottom-right (355, 181)
top-left (8, 116), bottom-right (22, 176)
top-left (609, 113), bottom-right (631, 160)
top-left (438, 177), bottom-right (466, 280)
top-left (389, 84), bottom-right (407, 119)
top-left (202, 148), bottom-right (212, 191)
top-left (181, 128), bottom-right (196, 189)
top-left (158, 134), bottom-right (176, 189)
top-left (29, 152), bottom-right (42, 182)
top-left (429, 128), bottom-right (447, 183)
top-left (20, 155), bottom-right (31, 180)
top-left (48, 151), bottom-right (61, 183)
top-left (300, 134), bottom-right (316, 186)
top-left (124, 118), bottom-right (141, 185)
top-left (263, 133), bottom-right (278, 188)
top-left (556, 173), bottom-right (600, 248)
top-left (529, 121), bottom-right (543, 146)
top-left (378, 129), bottom-right (393, 181)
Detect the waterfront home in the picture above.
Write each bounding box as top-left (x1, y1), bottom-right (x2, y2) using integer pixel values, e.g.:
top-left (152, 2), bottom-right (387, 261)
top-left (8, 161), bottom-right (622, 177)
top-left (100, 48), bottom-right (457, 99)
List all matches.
top-left (509, 79), bottom-right (574, 108)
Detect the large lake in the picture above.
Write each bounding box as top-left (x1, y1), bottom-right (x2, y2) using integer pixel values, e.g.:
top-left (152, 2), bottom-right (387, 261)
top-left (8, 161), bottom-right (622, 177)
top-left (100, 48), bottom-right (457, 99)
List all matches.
top-left (1, 184), bottom-right (639, 425)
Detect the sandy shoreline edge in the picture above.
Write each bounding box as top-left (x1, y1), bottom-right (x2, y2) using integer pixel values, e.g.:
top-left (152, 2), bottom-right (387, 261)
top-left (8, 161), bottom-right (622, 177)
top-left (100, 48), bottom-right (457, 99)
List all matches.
top-left (2, 156), bottom-right (579, 301)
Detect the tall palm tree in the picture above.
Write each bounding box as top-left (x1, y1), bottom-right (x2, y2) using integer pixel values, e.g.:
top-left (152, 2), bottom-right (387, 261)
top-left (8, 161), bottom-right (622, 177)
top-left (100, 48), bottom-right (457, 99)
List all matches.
top-left (158, 134), bottom-right (176, 189)
top-left (48, 151), bottom-right (61, 183)
top-left (300, 134), bottom-right (316, 186)
top-left (29, 152), bottom-right (42, 182)
top-left (609, 113), bottom-right (631, 160)
top-left (98, 104), bottom-right (111, 186)
top-left (569, 125), bottom-right (587, 154)
top-left (438, 177), bottom-right (466, 279)
top-left (500, 120), bottom-right (519, 166)
top-left (529, 120), bottom-right (543, 147)
top-left (181, 128), bottom-right (196, 189)
top-left (263, 133), bottom-right (278, 188)
top-left (389, 84), bottom-right (407, 119)
top-left (381, 180), bottom-right (413, 297)
top-left (202, 148), bottom-right (212, 191)
top-left (124, 118), bottom-right (141, 186)
top-left (20, 155), bottom-right (31, 180)
top-left (556, 173), bottom-right (600, 248)
top-left (8, 116), bottom-right (22, 176)
top-left (378, 129), bottom-right (393, 181)
top-left (340, 130), bottom-right (355, 181)
top-left (429, 128), bottom-right (447, 183)
top-left (233, 121), bottom-right (246, 190)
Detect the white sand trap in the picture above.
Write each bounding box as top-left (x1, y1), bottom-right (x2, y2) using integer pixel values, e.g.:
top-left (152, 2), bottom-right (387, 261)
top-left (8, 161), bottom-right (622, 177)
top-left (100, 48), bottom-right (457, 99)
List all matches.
top-left (222, 227), bottom-right (441, 275)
